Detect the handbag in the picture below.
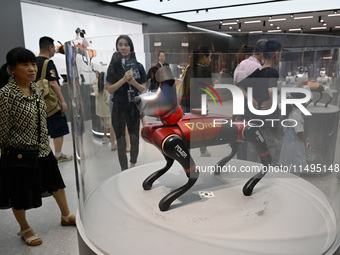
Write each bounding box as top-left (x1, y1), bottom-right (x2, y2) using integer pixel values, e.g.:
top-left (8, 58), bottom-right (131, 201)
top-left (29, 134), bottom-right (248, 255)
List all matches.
top-left (1, 98), bottom-right (41, 169)
top-left (37, 59), bottom-right (62, 117)
top-left (1, 147), bottom-right (39, 169)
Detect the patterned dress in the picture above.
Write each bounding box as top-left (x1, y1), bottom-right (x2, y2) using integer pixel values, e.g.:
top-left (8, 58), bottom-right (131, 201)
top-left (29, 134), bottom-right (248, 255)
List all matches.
top-left (0, 79), bottom-right (66, 210)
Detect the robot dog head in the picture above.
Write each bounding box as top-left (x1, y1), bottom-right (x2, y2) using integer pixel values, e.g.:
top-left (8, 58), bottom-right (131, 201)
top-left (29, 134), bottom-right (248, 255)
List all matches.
top-left (134, 66), bottom-right (178, 117)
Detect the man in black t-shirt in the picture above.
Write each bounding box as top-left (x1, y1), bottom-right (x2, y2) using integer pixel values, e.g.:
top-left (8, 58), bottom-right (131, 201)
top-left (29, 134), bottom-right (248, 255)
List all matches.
top-left (36, 36), bottom-right (72, 163)
top-left (238, 39), bottom-right (283, 165)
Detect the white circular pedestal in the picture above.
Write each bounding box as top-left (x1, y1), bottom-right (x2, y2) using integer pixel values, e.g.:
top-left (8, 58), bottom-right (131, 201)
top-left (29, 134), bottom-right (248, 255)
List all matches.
top-left (81, 159), bottom-right (337, 255)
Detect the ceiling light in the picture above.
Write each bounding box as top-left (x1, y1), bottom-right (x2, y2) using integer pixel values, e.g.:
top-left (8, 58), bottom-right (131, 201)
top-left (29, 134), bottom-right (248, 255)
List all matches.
top-left (311, 27), bottom-right (327, 30)
top-left (323, 56), bottom-right (332, 59)
top-left (270, 23), bottom-right (274, 26)
top-left (236, 19), bottom-right (240, 22)
top-left (335, 26), bottom-right (340, 28)
top-left (289, 28), bottom-right (302, 31)
top-left (290, 14), bottom-right (294, 18)
top-left (323, 23), bottom-right (327, 26)
top-left (222, 22), bottom-right (237, 25)
top-left (102, 0), bottom-right (121, 2)
top-left (269, 18), bottom-right (286, 22)
top-left (318, 16), bottom-right (324, 22)
top-left (269, 16), bottom-right (272, 19)
top-left (268, 30), bottom-right (282, 33)
top-left (238, 29), bottom-right (241, 32)
top-left (294, 16), bottom-right (313, 19)
top-left (244, 20), bottom-right (261, 24)
top-left (277, 26), bottom-right (280, 29)
top-left (328, 13), bottom-right (340, 17)
top-left (229, 27), bottom-right (233, 29)
top-left (249, 31), bottom-right (263, 33)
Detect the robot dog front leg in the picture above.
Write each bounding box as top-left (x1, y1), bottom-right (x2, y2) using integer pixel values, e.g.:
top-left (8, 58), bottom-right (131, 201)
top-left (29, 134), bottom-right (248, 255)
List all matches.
top-left (159, 134), bottom-right (198, 211)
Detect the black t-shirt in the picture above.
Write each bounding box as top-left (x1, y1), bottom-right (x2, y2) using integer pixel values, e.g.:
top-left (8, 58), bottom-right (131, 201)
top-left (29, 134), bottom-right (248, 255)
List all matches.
top-left (238, 67), bottom-right (280, 121)
top-left (106, 53), bottom-right (147, 106)
top-left (36, 56), bottom-right (60, 85)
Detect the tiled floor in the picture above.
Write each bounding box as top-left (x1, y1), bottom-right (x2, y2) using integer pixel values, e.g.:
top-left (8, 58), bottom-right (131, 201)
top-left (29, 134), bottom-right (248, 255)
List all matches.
top-left (1, 103), bottom-right (340, 254)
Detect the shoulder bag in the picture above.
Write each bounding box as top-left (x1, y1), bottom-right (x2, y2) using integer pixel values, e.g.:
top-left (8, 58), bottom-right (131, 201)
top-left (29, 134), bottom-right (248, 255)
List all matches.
top-left (37, 59), bottom-right (62, 117)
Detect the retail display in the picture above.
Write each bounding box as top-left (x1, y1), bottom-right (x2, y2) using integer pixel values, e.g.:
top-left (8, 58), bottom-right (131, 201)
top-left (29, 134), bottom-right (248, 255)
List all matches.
top-left (63, 32), bottom-right (340, 255)
top-left (135, 66), bottom-right (271, 211)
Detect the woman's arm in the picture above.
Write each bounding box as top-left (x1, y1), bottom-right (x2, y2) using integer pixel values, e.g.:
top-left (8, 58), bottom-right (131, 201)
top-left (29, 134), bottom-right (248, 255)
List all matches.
top-left (107, 71), bottom-right (130, 94)
top-left (128, 76), bottom-right (146, 93)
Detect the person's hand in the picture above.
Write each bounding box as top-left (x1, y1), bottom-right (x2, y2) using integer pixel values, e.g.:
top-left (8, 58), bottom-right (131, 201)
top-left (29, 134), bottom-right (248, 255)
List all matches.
top-left (261, 98), bottom-right (273, 110)
top-left (305, 142), bottom-right (311, 152)
top-left (252, 99), bottom-right (259, 109)
top-left (124, 70), bottom-right (133, 83)
top-left (61, 101), bottom-right (67, 112)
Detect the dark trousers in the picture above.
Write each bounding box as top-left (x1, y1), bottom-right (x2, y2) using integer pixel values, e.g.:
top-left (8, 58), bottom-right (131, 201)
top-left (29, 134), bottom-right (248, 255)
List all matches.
top-left (112, 104), bottom-right (140, 170)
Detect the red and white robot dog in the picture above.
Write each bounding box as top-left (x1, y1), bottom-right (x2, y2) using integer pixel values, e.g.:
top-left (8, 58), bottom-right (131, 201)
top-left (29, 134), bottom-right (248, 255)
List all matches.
top-left (134, 66), bottom-right (272, 211)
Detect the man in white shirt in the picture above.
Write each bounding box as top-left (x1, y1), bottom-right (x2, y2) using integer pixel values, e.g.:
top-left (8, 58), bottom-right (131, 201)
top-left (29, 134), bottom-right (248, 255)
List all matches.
top-left (234, 39), bottom-right (267, 85)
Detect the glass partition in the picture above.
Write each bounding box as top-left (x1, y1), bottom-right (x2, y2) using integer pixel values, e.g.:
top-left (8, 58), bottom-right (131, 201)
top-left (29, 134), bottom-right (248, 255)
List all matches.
top-left (64, 32), bottom-right (340, 255)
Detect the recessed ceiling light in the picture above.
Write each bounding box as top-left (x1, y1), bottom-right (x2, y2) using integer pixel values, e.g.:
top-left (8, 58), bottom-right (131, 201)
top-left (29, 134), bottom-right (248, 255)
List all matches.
top-left (268, 30), bottom-right (282, 32)
top-left (289, 28), bottom-right (302, 31)
top-left (328, 13), bottom-right (340, 17)
top-left (269, 18), bottom-right (286, 22)
top-left (311, 27), bottom-right (327, 30)
top-left (294, 16), bottom-right (313, 19)
top-left (244, 20), bottom-right (261, 24)
top-left (222, 22), bottom-right (237, 25)
top-left (249, 31), bottom-right (263, 33)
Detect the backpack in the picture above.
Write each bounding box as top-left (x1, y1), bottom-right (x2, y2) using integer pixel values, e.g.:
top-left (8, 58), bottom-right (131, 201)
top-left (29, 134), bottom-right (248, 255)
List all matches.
top-left (37, 59), bottom-right (62, 117)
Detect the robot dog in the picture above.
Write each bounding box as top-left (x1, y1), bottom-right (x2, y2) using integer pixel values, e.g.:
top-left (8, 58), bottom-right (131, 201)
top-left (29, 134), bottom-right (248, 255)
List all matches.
top-left (134, 66), bottom-right (272, 211)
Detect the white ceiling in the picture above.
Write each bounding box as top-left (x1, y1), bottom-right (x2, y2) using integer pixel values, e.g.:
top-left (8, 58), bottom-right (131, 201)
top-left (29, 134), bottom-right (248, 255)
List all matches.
top-left (102, 0), bottom-right (340, 33)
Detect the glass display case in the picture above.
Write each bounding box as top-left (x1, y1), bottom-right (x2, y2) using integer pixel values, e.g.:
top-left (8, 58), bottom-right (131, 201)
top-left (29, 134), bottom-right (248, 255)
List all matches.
top-left (63, 32), bottom-right (340, 255)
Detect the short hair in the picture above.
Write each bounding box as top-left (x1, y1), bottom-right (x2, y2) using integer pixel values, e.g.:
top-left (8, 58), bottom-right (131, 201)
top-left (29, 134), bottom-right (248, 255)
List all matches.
top-left (253, 39), bottom-right (267, 55)
top-left (158, 51), bottom-right (165, 57)
top-left (263, 39), bottom-right (282, 59)
top-left (39, 36), bottom-right (54, 50)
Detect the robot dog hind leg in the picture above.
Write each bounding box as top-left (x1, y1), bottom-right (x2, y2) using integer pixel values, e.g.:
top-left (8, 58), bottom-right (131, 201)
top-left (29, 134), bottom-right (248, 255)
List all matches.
top-left (242, 125), bottom-right (272, 196)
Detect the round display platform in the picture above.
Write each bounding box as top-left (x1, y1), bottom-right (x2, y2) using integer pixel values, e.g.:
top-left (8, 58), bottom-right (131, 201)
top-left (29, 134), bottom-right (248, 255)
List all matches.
top-left (81, 159), bottom-right (337, 255)
top-left (307, 103), bottom-right (339, 114)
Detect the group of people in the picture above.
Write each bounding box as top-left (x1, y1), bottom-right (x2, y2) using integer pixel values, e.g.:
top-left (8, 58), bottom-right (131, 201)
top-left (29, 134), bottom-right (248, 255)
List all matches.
top-left (233, 39), bottom-right (310, 168)
top-left (0, 37), bottom-right (75, 247)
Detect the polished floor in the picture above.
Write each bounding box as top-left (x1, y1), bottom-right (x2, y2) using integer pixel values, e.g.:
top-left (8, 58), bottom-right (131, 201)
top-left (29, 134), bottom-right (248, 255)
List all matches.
top-left (1, 105), bottom-right (340, 254)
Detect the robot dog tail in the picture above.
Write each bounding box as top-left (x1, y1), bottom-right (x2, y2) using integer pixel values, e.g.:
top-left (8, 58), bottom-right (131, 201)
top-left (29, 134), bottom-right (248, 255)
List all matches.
top-left (242, 125), bottom-right (272, 196)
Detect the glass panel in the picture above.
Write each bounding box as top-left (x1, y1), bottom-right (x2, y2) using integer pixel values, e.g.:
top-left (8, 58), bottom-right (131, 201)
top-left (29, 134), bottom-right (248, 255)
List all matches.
top-left (64, 32), bottom-right (340, 255)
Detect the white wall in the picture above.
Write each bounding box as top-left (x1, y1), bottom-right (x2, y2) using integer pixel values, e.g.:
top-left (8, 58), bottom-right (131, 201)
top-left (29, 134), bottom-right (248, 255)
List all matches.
top-left (20, 2), bottom-right (144, 79)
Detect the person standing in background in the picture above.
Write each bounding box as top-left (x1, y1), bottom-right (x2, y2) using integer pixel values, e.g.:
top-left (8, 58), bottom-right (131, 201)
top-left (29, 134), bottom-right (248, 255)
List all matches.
top-left (234, 39), bottom-right (267, 85)
top-left (106, 35), bottom-right (147, 170)
top-left (180, 46), bottom-right (214, 157)
top-left (155, 50), bottom-right (169, 68)
top-left (238, 39), bottom-right (283, 165)
top-left (36, 36), bottom-right (72, 163)
top-left (233, 39), bottom-right (267, 160)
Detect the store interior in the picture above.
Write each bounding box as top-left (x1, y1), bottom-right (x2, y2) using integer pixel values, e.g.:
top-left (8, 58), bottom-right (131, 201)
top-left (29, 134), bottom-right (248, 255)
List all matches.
top-left (0, 1), bottom-right (340, 255)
